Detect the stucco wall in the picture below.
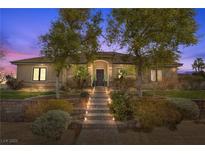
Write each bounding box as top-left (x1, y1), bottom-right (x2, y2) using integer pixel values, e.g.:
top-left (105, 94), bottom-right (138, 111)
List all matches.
top-left (16, 61), bottom-right (178, 89)
top-left (142, 67), bottom-right (179, 89)
top-left (112, 64), bottom-right (136, 79)
top-left (16, 63), bottom-right (57, 87)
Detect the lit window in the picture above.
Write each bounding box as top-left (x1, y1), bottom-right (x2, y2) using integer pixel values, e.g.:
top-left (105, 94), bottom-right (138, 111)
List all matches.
top-left (33, 67), bottom-right (46, 81)
top-left (157, 70), bottom-right (162, 81)
top-left (40, 68), bottom-right (46, 80)
top-left (33, 68), bottom-right (40, 81)
top-left (151, 70), bottom-right (156, 81)
top-left (151, 69), bottom-right (162, 82)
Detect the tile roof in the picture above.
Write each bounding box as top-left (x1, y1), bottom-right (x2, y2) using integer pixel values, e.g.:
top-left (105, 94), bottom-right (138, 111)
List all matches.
top-left (11, 51), bottom-right (182, 67)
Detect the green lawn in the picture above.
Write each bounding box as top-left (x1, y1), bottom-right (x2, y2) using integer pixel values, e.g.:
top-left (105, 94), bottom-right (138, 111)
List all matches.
top-left (144, 90), bottom-right (205, 100)
top-left (0, 89), bottom-right (55, 99)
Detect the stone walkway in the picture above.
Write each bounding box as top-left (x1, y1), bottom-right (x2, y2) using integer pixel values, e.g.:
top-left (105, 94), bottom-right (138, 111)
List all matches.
top-left (76, 86), bottom-right (119, 144)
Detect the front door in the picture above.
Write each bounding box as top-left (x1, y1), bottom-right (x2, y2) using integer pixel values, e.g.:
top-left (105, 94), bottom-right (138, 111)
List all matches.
top-left (96, 69), bottom-right (104, 86)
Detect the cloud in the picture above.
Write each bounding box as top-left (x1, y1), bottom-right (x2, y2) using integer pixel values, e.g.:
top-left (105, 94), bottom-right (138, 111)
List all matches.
top-left (0, 47), bottom-right (40, 74)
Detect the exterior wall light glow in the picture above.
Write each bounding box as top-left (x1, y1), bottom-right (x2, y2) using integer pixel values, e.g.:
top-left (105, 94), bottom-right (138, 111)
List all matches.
top-left (108, 98), bottom-right (111, 104)
top-left (84, 117), bottom-right (87, 121)
top-left (112, 117), bottom-right (115, 121)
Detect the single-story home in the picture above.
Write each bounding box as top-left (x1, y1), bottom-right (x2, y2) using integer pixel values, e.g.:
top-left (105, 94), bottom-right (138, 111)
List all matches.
top-left (11, 52), bottom-right (182, 89)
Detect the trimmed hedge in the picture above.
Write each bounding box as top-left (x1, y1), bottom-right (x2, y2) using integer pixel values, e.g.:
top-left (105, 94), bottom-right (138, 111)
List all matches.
top-left (168, 97), bottom-right (200, 120)
top-left (133, 97), bottom-right (182, 131)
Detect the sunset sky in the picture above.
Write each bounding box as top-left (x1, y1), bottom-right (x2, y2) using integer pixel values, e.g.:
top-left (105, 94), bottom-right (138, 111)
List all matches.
top-left (1, 8), bottom-right (205, 74)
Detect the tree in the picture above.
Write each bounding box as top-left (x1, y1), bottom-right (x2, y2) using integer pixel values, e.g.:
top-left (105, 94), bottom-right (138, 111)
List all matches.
top-left (192, 57), bottom-right (205, 72)
top-left (74, 65), bottom-right (89, 90)
top-left (40, 9), bottom-right (102, 98)
top-left (106, 9), bottom-right (197, 97)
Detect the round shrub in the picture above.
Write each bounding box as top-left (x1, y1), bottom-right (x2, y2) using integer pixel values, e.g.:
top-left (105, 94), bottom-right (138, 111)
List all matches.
top-left (168, 98), bottom-right (200, 120)
top-left (25, 99), bottom-right (73, 121)
top-left (31, 110), bottom-right (71, 140)
top-left (133, 97), bottom-right (182, 131)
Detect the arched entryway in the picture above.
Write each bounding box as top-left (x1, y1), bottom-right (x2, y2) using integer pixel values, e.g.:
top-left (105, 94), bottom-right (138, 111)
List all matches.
top-left (90, 60), bottom-right (110, 87)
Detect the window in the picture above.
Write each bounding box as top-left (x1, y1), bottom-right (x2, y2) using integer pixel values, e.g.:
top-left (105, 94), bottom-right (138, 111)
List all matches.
top-left (151, 69), bottom-right (162, 82)
top-left (33, 67), bottom-right (46, 81)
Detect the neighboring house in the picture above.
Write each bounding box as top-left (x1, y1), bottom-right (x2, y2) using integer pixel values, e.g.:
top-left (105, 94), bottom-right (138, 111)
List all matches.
top-left (11, 52), bottom-right (182, 88)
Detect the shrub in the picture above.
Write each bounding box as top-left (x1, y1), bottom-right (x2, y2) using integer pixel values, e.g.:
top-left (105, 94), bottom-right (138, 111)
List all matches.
top-left (32, 110), bottom-right (71, 140)
top-left (25, 99), bottom-right (73, 121)
top-left (179, 74), bottom-right (205, 90)
top-left (111, 77), bottom-right (136, 90)
top-left (133, 97), bottom-right (182, 131)
top-left (5, 75), bottom-right (23, 90)
top-left (168, 98), bottom-right (200, 120)
top-left (110, 91), bottom-right (134, 121)
top-left (80, 91), bottom-right (89, 98)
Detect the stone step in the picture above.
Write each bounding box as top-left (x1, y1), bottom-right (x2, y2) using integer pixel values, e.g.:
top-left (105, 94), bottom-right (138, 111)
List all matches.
top-left (86, 116), bottom-right (113, 120)
top-left (90, 98), bottom-right (109, 102)
top-left (93, 91), bottom-right (106, 93)
top-left (93, 91), bottom-right (107, 94)
top-left (85, 113), bottom-right (113, 120)
top-left (90, 101), bottom-right (109, 105)
top-left (86, 108), bottom-right (110, 113)
top-left (87, 107), bottom-right (109, 110)
top-left (86, 113), bottom-right (112, 116)
top-left (89, 104), bottom-right (108, 108)
top-left (91, 95), bottom-right (109, 99)
top-left (82, 120), bottom-right (116, 128)
top-left (89, 102), bottom-right (108, 105)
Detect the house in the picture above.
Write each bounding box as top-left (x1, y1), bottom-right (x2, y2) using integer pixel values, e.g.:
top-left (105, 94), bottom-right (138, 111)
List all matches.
top-left (11, 52), bottom-right (182, 89)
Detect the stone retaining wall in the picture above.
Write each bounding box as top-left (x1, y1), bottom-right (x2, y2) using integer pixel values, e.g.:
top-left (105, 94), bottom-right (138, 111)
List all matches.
top-left (0, 99), bottom-right (82, 122)
top-left (0, 100), bottom-right (37, 122)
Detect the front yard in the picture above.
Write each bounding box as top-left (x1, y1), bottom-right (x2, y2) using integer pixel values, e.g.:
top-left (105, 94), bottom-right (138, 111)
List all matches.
top-left (0, 89), bottom-right (55, 99)
top-left (1, 88), bottom-right (205, 145)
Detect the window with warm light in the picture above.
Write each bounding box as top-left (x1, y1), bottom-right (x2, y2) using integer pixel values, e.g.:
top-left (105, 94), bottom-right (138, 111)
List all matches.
top-left (151, 69), bottom-right (162, 82)
top-left (33, 67), bottom-right (46, 81)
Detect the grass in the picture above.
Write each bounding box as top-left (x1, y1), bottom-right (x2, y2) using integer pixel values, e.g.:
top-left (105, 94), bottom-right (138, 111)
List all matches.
top-left (0, 89), bottom-right (55, 99)
top-left (144, 90), bottom-right (205, 100)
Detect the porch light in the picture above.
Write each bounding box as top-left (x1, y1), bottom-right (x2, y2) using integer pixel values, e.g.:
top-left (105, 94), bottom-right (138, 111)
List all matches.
top-left (106, 89), bottom-right (109, 94)
top-left (84, 117), bottom-right (87, 121)
top-left (112, 117), bottom-right (115, 121)
top-left (108, 98), bottom-right (111, 104)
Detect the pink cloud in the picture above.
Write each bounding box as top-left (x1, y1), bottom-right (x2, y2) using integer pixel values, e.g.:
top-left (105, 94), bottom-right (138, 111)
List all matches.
top-left (1, 48), bottom-right (40, 75)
